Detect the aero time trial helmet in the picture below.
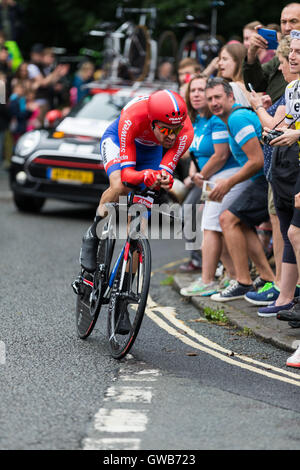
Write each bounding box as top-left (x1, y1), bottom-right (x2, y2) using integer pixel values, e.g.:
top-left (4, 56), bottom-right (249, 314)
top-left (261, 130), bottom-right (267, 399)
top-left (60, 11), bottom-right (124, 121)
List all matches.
top-left (148, 89), bottom-right (187, 126)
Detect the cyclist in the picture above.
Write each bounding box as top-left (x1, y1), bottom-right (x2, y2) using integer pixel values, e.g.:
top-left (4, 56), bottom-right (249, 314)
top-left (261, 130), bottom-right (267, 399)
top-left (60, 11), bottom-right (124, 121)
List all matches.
top-left (80, 89), bottom-right (194, 273)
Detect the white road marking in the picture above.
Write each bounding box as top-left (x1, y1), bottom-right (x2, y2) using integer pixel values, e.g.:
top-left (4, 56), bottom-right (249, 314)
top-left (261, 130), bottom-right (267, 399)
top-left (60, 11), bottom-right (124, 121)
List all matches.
top-left (94, 408), bottom-right (148, 433)
top-left (83, 437), bottom-right (140, 450)
top-left (83, 258), bottom-right (300, 451)
top-left (145, 296), bottom-right (300, 387)
top-left (83, 366), bottom-right (160, 450)
top-left (104, 385), bottom-right (153, 403)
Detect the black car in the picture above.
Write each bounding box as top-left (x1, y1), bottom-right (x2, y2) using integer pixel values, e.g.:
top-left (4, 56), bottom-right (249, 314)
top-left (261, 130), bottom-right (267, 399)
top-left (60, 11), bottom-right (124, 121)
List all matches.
top-left (9, 83), bottom-right (159, 212)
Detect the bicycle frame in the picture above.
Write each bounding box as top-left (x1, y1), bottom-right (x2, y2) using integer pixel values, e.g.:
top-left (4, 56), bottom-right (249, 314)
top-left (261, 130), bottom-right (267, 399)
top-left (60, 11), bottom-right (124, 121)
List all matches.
top-left (102, 195), bottom-right (146, 300)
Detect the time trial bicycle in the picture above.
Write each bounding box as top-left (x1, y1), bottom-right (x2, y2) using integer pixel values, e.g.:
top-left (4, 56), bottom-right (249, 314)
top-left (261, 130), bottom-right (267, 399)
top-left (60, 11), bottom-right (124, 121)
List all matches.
top-left (72, 187), bottom-right (162, 359)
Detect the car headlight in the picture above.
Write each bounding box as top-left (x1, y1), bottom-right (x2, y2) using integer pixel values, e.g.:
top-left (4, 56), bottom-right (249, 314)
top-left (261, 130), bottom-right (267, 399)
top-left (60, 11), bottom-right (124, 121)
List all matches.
top-left (15, 131), bottom-right (41, 157)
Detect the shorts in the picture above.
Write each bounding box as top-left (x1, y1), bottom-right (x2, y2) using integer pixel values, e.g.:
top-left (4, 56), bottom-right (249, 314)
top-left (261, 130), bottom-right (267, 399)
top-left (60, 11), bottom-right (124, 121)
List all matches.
top-left (268, 183), bottom-right (276, 216)
top-left (100, 117), bottom-right (163, 177)
top-left (272, 170), bottom-right (300, 264)
top-left (201, 167), bottom-right (252, 232)
top-left (228, 175), bottom-right (269, 228)
top-left (292, 173), bottom-right (300, 228)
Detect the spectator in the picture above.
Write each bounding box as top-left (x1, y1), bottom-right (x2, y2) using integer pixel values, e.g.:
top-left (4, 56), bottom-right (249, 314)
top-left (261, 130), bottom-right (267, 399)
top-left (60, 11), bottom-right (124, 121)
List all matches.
top-left (42, 47), bottom-right (56, 76)
top-left (178, 57), bottom-right (202, 85)
top-left (0, 44), bottom-right (11, 72)
top-left (177, 57), bottom-right (202, 98)
top-left (0, 44), bottom-right (11, 94)
top-left (42, 49), bottom-right (70, 109)
top-left (243, 21), bottom-right (275, 64)
top-left (178, 74), bottom-right (211, 272)
top-left (218, 42), bottom-right (251, 106)
top-left (0, 27), bottom-right (22, 72)
top-left (157, 60), bottom-right (176, 82)
top-left (11, 61), bottom-right (31, 93)
top-left (8, 80), bottom-right (32, 141)
top-left (71, 60), bottom-right (95, 105)
top-left (180, 77), bottom-right (251, 297)
top-left (202, 42), bottom-right (251, 105)
top-left (27, 43), bottom-right (44, 80)
top-left (256, 30), bottom-right (300, 322)
top-left (284, 192), bottom-right (300, 367)
top-left (25, 88), bottom-right (41, 131)
top-left (243, 3), bottom-right (300, 102)
top-left (245, 35), bottom-right (300, 308)
top-left (203, 78), bottom-right (274, 301)
top-left (28, 43), bottom-right (70, 116)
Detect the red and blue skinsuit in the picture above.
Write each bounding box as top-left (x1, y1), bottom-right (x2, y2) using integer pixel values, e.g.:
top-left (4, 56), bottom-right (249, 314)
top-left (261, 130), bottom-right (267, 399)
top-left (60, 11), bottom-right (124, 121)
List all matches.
top-left (100, 94), bottom-right (194, 186)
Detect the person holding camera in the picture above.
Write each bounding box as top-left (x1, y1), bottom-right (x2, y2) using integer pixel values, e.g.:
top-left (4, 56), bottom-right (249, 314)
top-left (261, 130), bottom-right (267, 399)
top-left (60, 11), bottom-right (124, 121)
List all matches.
top-left (242, 3), bottom-right (300, 102)
top-left (244, 35), bottom-right (300, 308)
top-left (256, 30), bottom-right (300, 336)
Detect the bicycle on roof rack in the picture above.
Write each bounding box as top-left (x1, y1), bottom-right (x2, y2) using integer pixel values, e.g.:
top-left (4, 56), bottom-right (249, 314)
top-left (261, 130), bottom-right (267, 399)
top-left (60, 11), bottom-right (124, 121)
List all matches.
top-left (87, 7), bottom-right (158, 83)
top-left (176, 1), bottom-right (225, 68)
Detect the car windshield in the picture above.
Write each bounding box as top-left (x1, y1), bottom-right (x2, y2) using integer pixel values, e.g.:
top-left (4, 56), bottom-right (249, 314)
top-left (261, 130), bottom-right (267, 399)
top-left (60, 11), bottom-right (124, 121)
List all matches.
top-left (68, 92), bottom-right (133, 120)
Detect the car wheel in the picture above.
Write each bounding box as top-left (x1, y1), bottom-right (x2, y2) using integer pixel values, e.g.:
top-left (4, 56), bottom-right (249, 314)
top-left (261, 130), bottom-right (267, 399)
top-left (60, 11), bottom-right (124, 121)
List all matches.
top-left (13, 193), bottom-right (46, 213)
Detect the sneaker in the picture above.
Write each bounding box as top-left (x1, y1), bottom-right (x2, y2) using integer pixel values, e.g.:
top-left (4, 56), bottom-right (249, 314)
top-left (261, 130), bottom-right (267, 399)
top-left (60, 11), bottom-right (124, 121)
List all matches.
top-left (215, 262), bottom-right (224, 279)
top-left (244, 282), bottom-right (279, 306)
top-left (180, 278), bottom-right (219, 297)
top-left (252, 276), bottom-right (271, 291)
top-left (277, 298), bottom-right (300, 322)
top-left (210, 280), bottom-right (253, 302)
top-left (218, 275), bottom-right (233, 290)
top-left (286, 346), bottom-right (300, 368)
top-left (178, 260), bottom-right (202, 273)
top-left (257, 301), bottom-right (294, 317)
top-left (80, 228), bottom-right (99, 273)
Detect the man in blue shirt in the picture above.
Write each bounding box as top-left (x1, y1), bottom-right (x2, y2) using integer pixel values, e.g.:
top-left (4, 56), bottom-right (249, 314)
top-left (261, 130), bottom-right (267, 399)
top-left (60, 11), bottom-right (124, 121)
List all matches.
top-left (204, 77), bottom-right (275, 301)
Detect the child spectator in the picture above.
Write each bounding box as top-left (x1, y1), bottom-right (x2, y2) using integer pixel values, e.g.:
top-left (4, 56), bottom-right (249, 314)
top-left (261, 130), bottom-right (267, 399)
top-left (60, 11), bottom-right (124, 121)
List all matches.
top-left (71, 60), bottom-right (95, 105)
top-left (25, 88), bottom-right (41, 131)
top-left (8, 80), bottom-right (32, 142)
top-left (11, 61), bottom-right (31, 94)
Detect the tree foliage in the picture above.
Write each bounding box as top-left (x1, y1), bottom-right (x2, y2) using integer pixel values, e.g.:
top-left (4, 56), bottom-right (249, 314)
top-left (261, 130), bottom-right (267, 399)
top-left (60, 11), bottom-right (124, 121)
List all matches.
top-left (17, 0), bottom-right (283, 58)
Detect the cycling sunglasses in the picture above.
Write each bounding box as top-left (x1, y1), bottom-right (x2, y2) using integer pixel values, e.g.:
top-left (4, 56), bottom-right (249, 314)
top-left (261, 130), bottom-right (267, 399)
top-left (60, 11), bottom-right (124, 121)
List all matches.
top-left (155, 123), bottom-right (183, 136)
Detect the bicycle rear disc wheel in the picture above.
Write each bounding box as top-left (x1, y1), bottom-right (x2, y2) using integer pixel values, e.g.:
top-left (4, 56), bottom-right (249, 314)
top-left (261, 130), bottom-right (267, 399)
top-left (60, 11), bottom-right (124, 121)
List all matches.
top-left (124, 25), bottom-right (151, 81)
top-left (107, 237), bottom-right (151, 359)
top-left (157, 30), bottom-right (178, 71)
top-left (75, 237), bottom-right (113, 339)
top-left (75, 272), bottom-right (97, 339)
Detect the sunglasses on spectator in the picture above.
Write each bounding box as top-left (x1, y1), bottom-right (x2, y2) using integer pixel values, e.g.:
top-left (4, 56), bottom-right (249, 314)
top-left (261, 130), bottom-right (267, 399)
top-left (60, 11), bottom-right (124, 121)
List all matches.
top-left (155, 123), bottom-right (183, 136)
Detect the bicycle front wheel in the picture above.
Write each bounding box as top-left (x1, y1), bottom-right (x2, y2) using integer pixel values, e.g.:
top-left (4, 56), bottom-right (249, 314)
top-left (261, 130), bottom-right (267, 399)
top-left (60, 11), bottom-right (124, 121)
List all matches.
top-left (107, 237), bottom-right (151, 359)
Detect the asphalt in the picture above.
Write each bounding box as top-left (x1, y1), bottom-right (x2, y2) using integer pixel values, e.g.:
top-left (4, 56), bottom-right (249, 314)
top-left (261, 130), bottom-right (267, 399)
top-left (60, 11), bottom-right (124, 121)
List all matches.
top-left (173, 272), bottom-right (300, 353)
top-left (2, 168), bottom-right (299, 354)
top-left (0, 168), bottom-right (10, 201)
